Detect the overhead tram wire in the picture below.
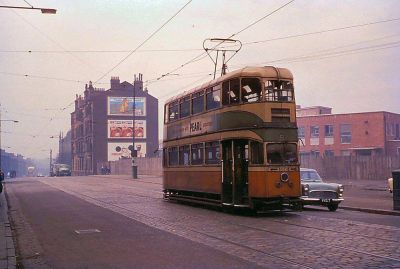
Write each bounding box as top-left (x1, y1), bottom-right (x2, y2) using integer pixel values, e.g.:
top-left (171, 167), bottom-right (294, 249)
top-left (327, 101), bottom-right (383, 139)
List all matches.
top-left (10, 10), bottom-right (103, 74)
top-left (148, 0), bottom-right (295, 87)
top-left (94, 0), bottom-right (193, 85)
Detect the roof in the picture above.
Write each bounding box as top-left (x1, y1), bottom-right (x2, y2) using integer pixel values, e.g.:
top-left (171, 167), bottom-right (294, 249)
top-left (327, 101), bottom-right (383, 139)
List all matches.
top-left (300, 168), bottom-right (317, 172)
top-left (165, 66), bottom-right (293, 103)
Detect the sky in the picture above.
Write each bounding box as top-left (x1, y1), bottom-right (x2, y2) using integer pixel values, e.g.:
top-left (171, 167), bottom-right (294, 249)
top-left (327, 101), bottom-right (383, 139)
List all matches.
top-left (1, 0), bottom-right (400, 159)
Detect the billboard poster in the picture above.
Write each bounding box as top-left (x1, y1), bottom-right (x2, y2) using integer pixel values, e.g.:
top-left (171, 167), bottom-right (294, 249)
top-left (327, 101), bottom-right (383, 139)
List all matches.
top-left (108, 120), bottom-right (146, 139)
top-left (108, 142), bottom-right (147, 161)
top-left (108, 97), bottom-right (146, 116)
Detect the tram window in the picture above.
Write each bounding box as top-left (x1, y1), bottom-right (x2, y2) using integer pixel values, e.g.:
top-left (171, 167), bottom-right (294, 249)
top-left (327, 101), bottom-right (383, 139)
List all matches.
top-left (242, 78), bottom-right (262, 103)
top-left (191, 143), bottom-right (204, 165)
top-left (222, 81), bottom-right (230, 105)
top-left (250, 141), bottom-right (264, 164)
top-left (206, 87), bottom-right (221, 110)
top-left (265, 80), bottom-right (294, 102)
top-left (179, 145), bottom-right (190, 165)
top-left (192, 91), bottom-right (204, 115)
top-left (205, 141), bottom-right (220, 164)
top-left (266, 143), bottom-right (298, 164)
top-left (179, 96), bottom-right (190, 118)
top-left (168, 101), bottom-right (179, 121)
top-left (230, 78), bottom-right (240, 104)
top-left (168, 147), bottom-right (179, 166)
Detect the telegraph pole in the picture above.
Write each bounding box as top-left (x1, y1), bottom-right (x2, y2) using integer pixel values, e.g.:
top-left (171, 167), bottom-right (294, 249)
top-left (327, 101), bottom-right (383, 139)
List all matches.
top-left (132, 81), bottom-right (138, 179)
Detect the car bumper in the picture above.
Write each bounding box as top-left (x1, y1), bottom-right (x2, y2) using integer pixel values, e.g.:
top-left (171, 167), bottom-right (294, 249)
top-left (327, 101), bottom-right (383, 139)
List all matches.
top-left (301, 197), bottom-right (344, 203)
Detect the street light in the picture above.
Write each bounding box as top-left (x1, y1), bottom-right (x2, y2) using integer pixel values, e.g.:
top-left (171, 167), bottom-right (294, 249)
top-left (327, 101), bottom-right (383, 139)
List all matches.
top-left (0, 5), bottom-right (57, 14)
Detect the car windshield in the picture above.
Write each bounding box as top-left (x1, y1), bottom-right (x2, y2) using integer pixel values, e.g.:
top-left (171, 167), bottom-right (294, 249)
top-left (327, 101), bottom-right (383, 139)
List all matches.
top-left (300, 170), bottom-right (322, 182)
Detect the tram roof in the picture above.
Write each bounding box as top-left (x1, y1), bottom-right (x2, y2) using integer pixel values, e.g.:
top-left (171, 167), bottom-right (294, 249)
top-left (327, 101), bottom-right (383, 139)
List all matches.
top-left (165, 66), bottom-right (293, 104)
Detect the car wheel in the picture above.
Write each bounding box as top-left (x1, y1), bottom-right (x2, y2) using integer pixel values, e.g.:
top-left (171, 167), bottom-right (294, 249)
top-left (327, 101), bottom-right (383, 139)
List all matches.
top-left (328, 203), bottom-right (338, 212)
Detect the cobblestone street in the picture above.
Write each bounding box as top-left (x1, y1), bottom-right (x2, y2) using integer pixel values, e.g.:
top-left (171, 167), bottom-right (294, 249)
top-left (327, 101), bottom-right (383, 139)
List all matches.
top-left (6, 175), bottom-right (396, 269)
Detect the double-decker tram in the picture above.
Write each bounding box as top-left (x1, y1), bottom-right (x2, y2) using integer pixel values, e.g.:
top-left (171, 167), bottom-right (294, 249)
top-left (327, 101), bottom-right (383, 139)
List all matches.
top-left (163, 66), bottom-right (301, 211)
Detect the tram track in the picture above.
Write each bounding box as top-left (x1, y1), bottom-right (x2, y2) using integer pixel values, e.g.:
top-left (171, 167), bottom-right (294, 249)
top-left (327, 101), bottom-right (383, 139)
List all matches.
top-left (40, 178), bottom-right (400, 268)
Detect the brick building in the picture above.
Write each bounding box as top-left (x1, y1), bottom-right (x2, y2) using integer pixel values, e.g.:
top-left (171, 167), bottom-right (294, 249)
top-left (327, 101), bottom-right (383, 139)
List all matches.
top-left (297, 106), bottom-right (400, 157)
top-left (71, 74), bottom-right (158, 176)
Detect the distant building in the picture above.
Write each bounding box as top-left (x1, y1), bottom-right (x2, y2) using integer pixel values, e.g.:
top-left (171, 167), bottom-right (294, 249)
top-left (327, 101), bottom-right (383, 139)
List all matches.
top-left (57, 130), bottom-right (72, 165)
top-left (297, 106), bottom-right (400, 157)
top-left (0, 149), bottom-right (32, 177)
top-left (71, 74), bottom-right (158, 176)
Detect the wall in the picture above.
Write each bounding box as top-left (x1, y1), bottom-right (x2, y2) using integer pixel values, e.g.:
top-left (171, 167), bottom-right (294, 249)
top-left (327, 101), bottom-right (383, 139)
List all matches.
top-left (102, 157), bottom-right (162, 176)
top-left (301, 155), bottom-right (400, 180)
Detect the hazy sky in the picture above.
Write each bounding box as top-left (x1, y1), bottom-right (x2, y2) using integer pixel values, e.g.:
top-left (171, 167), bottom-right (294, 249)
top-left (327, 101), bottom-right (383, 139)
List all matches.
top-left (1, 0), bottom-right (400, 159)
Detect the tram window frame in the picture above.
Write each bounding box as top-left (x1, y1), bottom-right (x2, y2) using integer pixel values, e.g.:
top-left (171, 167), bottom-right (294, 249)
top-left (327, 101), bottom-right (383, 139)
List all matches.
top-left (206, 86), bottom-right (221, 110)
top-left (250, 141), bottom-right (264, 165)
top-left (179, 96), bottom-right (190, 118)
top-left (222, 78), bottom-right (240, 105)
top-left (241, 78), bottom-right (262, 103)
top-left (191, 143), bottom-right (204, 165)
top-left (265, 80), bottom-right (294, 102)
top-left (179, 145), bottom-right (190, 166)
top-left (168, 147), bottom-right (179, 166)
top-left (168, 101), bottom-right (179, 122)
top-left (205, 141), bottom-right (220, 165)
top-left (192, 90), bottom-right (205, 115)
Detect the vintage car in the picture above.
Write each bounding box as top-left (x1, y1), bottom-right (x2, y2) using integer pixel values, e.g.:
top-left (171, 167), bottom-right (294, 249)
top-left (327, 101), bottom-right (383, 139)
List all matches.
top-left (300, 168), bottom-right (344, 211)
top-left (388, 177), bottom-right (393, 193)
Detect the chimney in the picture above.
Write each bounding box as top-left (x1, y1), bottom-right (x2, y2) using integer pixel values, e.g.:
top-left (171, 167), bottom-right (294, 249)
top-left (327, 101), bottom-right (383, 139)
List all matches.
top-left (134, 73), bottom-right (143, 92)
top-left (110, 76), bottom-right (120, 90)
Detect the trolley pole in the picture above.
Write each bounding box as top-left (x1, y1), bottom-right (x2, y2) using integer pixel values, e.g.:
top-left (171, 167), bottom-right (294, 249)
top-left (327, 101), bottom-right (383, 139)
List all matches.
top-left (132, 84), bottom-right (138, 179)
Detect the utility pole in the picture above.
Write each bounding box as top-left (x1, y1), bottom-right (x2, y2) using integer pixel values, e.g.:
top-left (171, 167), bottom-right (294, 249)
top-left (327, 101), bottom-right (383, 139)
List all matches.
top-left (132, 80), bottom-right (138, 179)
top-left (49, 149), bottom-right (52, 176)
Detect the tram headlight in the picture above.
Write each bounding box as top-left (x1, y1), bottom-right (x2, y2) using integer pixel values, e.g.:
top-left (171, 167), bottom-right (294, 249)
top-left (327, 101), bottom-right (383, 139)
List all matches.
top-left (280, 173), bottom-right (289, 183)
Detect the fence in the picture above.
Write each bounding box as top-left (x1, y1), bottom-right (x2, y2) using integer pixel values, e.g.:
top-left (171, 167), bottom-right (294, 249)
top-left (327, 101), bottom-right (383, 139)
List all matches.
top-left (301, 155), bottom-right (400, 180)
top-left (102, 155), bottom-right (400, 180)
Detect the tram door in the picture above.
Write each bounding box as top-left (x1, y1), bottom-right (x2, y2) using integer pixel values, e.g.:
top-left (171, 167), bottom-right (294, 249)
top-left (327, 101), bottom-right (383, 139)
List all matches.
top-left (222, 140), bottom-right (249, 205)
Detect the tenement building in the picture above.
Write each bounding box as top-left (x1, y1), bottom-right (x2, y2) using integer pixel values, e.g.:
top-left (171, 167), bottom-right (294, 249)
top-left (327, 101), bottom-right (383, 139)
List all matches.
top-left (297, 106), bottom-right (400, 157)
top-left (71, 74), bottom-right (158, 175)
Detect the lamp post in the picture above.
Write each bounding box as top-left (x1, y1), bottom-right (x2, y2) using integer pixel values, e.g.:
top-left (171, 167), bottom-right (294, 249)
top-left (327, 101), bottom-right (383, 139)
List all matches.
top-left (132, 87), bottom-right (138, 179)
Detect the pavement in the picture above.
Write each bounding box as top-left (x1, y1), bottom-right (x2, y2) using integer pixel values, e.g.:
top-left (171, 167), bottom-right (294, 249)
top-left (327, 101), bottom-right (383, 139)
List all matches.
top-left (0, 184), bottom-right (16, 269)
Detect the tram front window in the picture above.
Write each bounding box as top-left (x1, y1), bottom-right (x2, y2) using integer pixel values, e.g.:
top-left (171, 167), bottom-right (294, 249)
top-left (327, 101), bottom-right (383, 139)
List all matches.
top-left (266, 143), bottom-right (298, 164)
top-left (265, 80), bottom-right (294, 102)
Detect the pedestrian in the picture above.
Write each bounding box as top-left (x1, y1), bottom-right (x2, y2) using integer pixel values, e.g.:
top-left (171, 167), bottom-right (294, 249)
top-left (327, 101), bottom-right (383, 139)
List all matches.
top-left (0, 169), bottom-right (4, 194)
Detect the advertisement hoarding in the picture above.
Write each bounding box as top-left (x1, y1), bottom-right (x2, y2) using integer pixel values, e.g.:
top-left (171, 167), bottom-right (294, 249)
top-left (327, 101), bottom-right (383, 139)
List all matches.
top-left (108, 120), bottom-right (146, 139)
top-left (108, 97), bottom-right (146, 116)
top-left (107, 142), bottom-right (147, 161)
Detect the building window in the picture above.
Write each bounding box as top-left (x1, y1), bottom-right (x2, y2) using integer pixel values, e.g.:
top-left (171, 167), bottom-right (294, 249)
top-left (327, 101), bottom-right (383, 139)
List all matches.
top-left (241, 78), bottom-right (262, 103)
top-left (168, 147), bottom-right (178, 166)
top-left (341, 150), bottom-right (351, 156)
top-left (340, 124), bottom-right (352, 143)
top-left (325, 125), bottom-right (333, 137)
top-left (310, 126), bottom-right (319, 138)
top-left (298, 126), bottom-right (305, 139)
top-left (205, 141), bottom-right (220, 164)
top-left (206, 87), bottom-right (221, 110)
top-left (191, 143), bottom-right (204, 165)
top-left (250, 141), bottom-right (264, 164)
top-left (192, 91), bottom-right (204, 115)
top-left (311, 150), bottom-right (320, 157)
top-left (324, 150), bottom-right (334, 157)
top-left (179, 145), bottom-right (190, 165)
